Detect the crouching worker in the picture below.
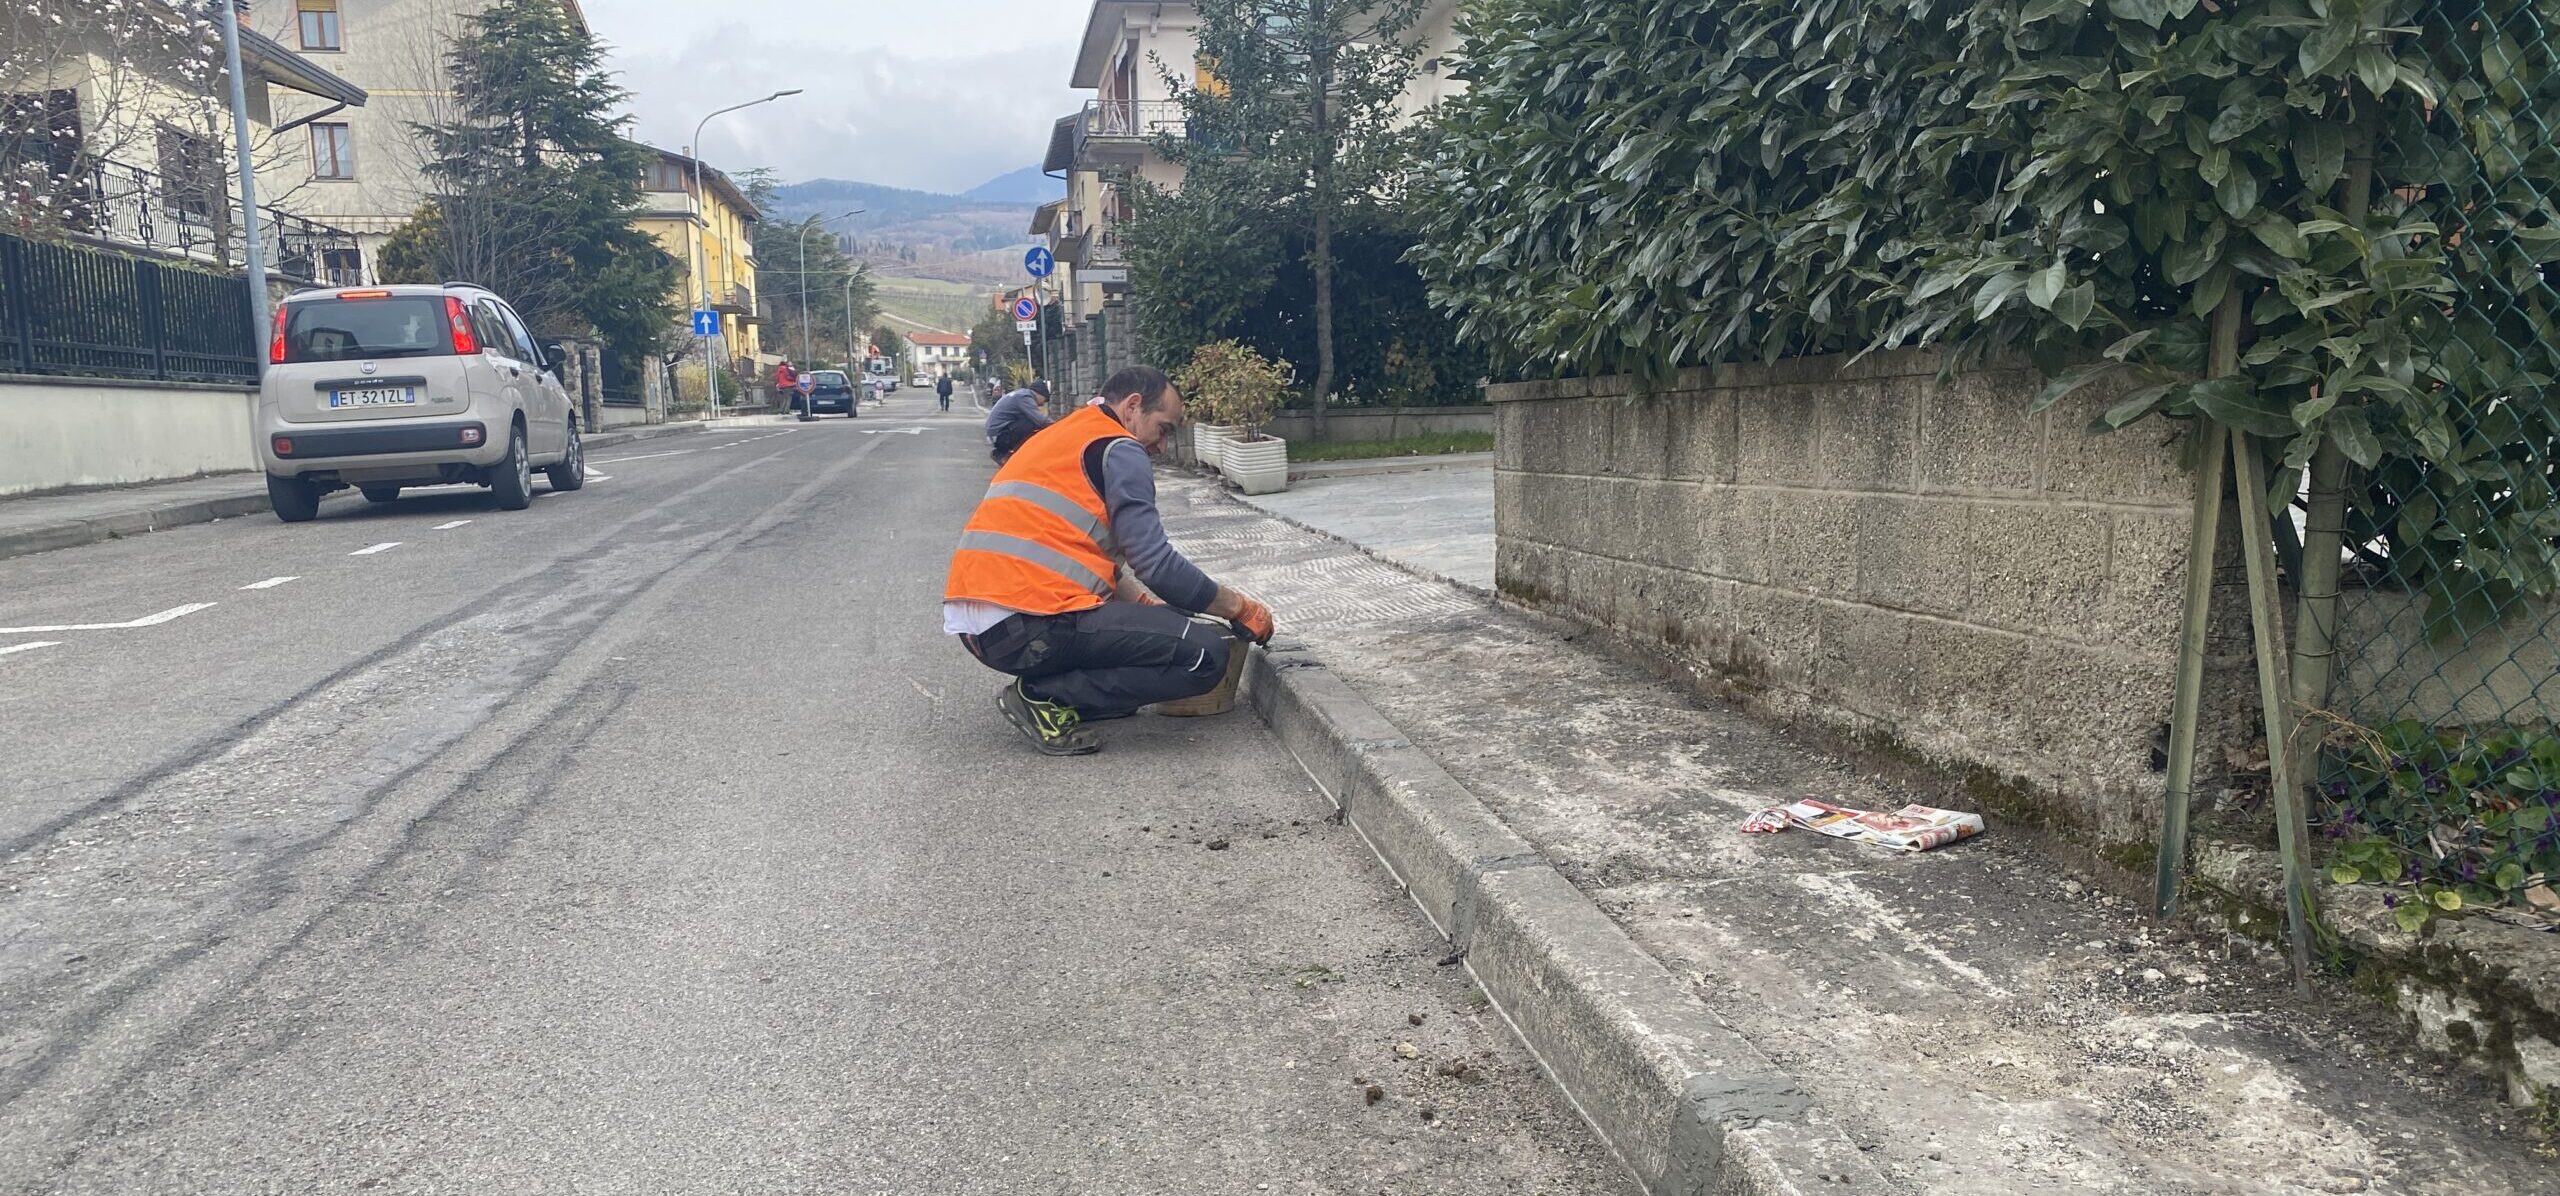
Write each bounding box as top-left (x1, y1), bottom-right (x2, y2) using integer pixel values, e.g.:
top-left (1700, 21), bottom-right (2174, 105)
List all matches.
top-left (942, 365), bottom-right (1276, 755)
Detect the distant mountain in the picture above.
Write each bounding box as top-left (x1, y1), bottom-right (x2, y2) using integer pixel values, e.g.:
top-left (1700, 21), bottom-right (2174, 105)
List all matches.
top-left (765, 176), bottom-right (1041, 297)
top-left (961, 166), bottom-right (1063, 206)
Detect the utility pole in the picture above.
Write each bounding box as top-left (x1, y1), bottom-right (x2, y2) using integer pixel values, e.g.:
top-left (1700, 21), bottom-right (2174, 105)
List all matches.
top-left (215, 0), bottom-right (268, 370)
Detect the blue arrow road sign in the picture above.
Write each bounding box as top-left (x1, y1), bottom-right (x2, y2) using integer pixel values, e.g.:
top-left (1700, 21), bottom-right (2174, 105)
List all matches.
top-left (1024, 246), bottom-right (1055, 278)
top-left (1011, 296), bottom-right (1040, 322)
top-left (691, 309), bottom-right (719, 336)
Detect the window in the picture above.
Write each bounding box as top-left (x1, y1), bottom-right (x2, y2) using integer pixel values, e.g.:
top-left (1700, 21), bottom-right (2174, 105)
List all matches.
top-left (470, 302), bottom-right (512, 358)
top-left (155, 125), bottom-right (222, 220)
top-left (321, 247), bottom-right (363, 286)
top-left (645, 161), bottom-right (687, 192)
top-left (493, 301), bottom-right (543, 364)
top-left (309, 122), bottom-right (353, 179)
top-left (297, 0), bottom-right (342, 52)
top-left (281, 297), bottom-right (450, 363)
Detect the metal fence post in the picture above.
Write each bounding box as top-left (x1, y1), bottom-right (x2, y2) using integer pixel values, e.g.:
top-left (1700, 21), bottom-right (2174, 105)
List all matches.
top-left (138, 260), bottom-right (167, 382)
top-left (1, 236), bottom-right (31, 375)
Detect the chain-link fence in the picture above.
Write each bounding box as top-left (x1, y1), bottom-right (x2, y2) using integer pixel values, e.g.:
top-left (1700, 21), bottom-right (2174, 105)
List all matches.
top-left (2312, 0), bottom-right (2560, 926)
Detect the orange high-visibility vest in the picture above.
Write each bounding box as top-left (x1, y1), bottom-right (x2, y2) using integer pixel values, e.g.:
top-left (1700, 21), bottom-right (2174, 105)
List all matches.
top-left (943, 405), bottom-right (1130, 614)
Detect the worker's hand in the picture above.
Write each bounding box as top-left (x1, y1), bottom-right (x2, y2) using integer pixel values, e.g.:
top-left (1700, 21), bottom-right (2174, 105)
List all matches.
top-left (1132, 590), bottom-right (1164, 606)
top-left (1231, 596), bottom-right (1275, 645)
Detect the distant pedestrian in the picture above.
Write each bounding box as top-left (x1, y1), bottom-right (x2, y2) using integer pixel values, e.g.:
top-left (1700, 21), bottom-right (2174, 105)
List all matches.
top-left (936, 374), bottom-right (955, 411)
top-left (983, 379), bottom-right (1053, 464)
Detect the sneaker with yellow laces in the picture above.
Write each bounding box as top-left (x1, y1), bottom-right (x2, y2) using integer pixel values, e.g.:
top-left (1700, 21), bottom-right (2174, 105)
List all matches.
top-left (995, 680), bottom-right (1100, 756)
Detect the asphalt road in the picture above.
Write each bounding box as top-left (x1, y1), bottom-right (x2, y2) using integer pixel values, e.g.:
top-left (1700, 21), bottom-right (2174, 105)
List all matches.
top-left (0, 396), bottom-right (1632, 1194)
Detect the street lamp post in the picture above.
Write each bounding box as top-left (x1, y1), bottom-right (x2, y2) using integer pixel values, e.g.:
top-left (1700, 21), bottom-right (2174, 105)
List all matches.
top-left (688, 89), bottom-right (800, 414)
top-left (795, 209), bottom-right (862, 419)
top-left (214, 1), bottom-right (269, 369)
top-left (843, 270), bottom-right (867, 397)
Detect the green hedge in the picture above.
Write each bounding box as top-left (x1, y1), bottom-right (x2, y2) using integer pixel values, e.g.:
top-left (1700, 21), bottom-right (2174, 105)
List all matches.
top-left (1411, 0), bottom-right (2560, 629)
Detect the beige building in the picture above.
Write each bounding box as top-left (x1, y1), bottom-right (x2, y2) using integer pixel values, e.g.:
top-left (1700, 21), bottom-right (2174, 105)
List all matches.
top-left (247, 0), bottom-right (593, 277)
top-left (0, 1), bottom-right (370, 282)
top-left (1037, 2), bottom-right (1463, 398)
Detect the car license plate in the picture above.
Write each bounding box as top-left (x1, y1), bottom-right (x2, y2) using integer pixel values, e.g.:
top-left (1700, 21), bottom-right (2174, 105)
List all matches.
top-left (329, 386), bottom-right (417, 408)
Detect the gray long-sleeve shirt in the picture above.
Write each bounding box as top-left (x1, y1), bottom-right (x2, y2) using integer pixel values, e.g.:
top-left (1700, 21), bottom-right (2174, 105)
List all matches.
top-left (1094, 438), bottom-right (1219, 612)
top-left (983, 389), bottom-right (1051, 455)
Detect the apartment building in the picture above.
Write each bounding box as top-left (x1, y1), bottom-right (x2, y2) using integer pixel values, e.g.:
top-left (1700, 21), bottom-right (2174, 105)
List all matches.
top-left (248, 0), bottom-right (592, 276)
top-left (1037, 2), bottom-right (1463, 396)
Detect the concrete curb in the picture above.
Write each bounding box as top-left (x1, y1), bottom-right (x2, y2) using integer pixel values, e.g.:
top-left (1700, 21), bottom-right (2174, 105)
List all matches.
top-left (0, 422), bottom-right (704, 564)
top-left (1241, 645), bottom-right (1885, 1195)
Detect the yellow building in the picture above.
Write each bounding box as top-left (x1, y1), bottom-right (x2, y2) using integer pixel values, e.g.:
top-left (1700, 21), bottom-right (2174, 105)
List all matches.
top-left (632, 143), bottom-right (763, 363)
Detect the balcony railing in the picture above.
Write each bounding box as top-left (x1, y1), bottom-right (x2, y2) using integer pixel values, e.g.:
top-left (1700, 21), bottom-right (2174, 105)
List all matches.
top-left (1084, 99), bottom-right (1188, 139)
top-left (1, 155), bottom-right (364, 285)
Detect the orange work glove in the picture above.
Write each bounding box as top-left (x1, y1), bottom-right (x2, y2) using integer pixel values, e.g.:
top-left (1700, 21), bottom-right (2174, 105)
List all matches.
top-left (1231, 596), bottom-right (1275, 645)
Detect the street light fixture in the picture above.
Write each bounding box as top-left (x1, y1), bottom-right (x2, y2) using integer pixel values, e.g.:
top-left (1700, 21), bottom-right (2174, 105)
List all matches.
top-left (687, 89), bottom-right (800, 412)
top-left (796, 209), bottom-right (863, 418)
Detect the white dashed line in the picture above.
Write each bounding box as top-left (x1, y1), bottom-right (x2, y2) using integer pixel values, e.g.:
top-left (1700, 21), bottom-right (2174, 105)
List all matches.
top-left (433, 519), bottom-right (472, 531)
top-left (239, 576), bottom-right (299, 590)
top-left (0, 641), bottom-right (61, 658)
top-left (0, 603), bottom-right (217, 635)
top-left (588, 449), bottom-right (693, 464)
top-left (583, 473), bottom-right (610, 482)
top-left (350, 542), bottom-right (402, 556)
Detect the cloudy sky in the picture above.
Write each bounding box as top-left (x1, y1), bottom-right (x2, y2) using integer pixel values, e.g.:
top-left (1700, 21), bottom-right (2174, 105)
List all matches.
top-left (590, 1), bottom-right (1090, 194)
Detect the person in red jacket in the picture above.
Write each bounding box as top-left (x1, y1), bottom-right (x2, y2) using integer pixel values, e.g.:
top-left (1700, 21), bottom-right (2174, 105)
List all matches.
top-left (773, 359), bottom-right (798, 404)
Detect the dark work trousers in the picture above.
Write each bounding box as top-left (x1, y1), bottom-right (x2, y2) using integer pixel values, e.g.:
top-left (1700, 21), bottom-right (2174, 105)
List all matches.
top-left (962, 602), bottom-right (1231, 715)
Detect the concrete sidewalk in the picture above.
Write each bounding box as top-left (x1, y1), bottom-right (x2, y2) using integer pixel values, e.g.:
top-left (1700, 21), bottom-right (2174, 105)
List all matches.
top-left (1232, 461), bottom-right (1495, 593)
top-left (0, 420), bottom-right (722, 562)
top-left (1161, 473), bottom-right (2550, 1195)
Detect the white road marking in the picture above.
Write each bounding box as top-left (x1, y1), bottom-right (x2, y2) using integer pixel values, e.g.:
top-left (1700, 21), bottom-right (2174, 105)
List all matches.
top-left (432, 519), bottom-right (472, 530)
top-left (0, 641), bottom-right (61, 658)
top-left (239, 576), bottom-right (299, 590)
top-left (0, 602), bottom-right (218, 635)
top-left (861, 427), bottom-right (926, 436)
top-left (588, 449), bottom-right (694, 464)
top-left (350, 542), bottom-right (402, 556)
top-left (583, 473), bottom-right (610, 482)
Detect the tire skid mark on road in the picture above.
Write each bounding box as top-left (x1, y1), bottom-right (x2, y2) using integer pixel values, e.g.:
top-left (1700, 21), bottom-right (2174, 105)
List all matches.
top-left (0, 426), bottom-right (887, 1158)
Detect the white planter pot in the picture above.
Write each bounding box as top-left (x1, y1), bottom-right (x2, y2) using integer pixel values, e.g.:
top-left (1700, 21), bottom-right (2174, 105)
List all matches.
top-left (1220, 435), bottom-right (1290, 495)
top-left (1192, 423), bottom-right (1238, 470)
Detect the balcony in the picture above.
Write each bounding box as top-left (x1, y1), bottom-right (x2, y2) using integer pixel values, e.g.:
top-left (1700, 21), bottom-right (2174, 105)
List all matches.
top-left (712, 283), bottom-right (756, 315)
top-left (1073, 99), bottom-right (1188, 167)
top-left (5, 155), bottom-right (364, 285)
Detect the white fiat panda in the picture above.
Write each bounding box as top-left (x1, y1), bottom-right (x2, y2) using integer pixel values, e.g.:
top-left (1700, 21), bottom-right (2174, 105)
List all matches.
top-left (258, 283), bottom-right (584, 522)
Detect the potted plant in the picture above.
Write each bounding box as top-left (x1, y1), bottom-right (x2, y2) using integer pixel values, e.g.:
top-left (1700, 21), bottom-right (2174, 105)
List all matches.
top-left (1178, 340), bottom-right (1292, 494)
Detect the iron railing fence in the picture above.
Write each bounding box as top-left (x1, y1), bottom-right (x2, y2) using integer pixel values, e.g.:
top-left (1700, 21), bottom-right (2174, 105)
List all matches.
top-left (0, 231), bottom-right (258, 384)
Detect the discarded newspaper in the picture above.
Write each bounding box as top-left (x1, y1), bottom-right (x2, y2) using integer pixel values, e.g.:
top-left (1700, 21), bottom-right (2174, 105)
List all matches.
top-left (1741, 799), bottom-right (1983, 852)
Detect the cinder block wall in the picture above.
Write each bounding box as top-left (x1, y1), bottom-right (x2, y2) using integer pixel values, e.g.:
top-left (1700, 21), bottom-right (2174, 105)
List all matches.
top-left (1490, 349), bottom-right (2240, 846)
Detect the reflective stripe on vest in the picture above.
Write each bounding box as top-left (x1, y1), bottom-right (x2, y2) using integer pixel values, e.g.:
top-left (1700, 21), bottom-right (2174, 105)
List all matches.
top-left (982, 481), bottom-right (1117, 560)
top-left (953, 530), bottom-right (1111, 597)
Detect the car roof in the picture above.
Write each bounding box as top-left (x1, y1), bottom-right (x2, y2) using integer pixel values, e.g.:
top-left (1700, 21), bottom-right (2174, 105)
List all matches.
top-left (285, 283), bottom-right (497, 303)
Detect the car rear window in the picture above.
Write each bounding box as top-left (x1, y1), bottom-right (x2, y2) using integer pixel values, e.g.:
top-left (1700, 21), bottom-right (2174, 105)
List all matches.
top-left (810, 371), bottom-right (849, 386)
top-left (282, 297), bottom-right (451, 363)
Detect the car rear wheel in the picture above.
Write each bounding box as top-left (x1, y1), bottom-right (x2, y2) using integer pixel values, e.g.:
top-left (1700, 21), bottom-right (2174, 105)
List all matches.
top-left (544, 418), bottom-right (585, 492)
top-left (489, 424), bottom-right (533, 511)
top-left (360, 485), bottom-right (401, 505)
top-left (268, 474), bottom-right (322, 523)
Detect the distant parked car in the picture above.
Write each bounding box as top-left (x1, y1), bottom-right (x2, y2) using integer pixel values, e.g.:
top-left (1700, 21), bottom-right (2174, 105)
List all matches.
top-left (258, 283), bottom-right (583, 521)
top-left (790, 369), bottom-right (859, 418)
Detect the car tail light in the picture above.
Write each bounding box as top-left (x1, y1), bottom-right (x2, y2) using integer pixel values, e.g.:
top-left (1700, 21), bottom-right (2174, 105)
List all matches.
top-left (459, 427), bottom-right (484, 446)
top-left (335, 288), bottom-right (392, 300)
top-left (269, 305), bottom-right (288, 364)
top-left (271, 436), bottom-right (294, 456)
top-left (445, 296), bottom-right (479, 355)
